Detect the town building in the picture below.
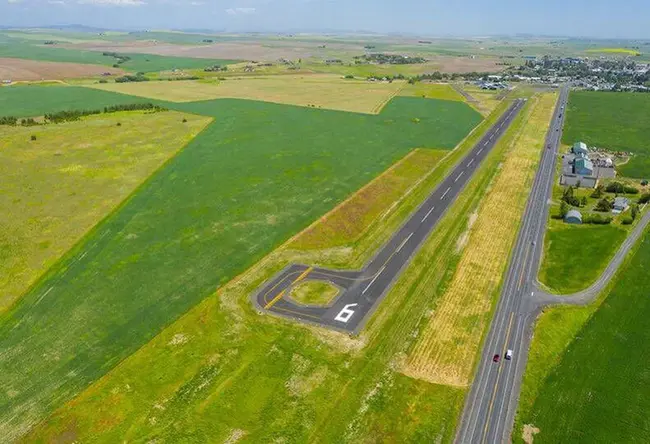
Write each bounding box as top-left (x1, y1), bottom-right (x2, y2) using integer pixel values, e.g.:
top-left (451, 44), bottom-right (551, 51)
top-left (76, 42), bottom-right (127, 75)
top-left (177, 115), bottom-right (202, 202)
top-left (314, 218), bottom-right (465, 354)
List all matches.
top-left (574, 156), bottom-right (595, 176)
top-left (613, 197), bottom-right (630, 213)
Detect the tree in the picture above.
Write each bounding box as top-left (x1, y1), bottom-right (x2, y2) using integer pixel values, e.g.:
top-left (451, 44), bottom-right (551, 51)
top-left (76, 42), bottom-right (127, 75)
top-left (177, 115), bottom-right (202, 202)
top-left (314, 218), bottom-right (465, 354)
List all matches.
top-left (591, 184), bottom-right (604, 198)
top-left (559, 200), bottom-right (569, 219)
top-left (631, 204), bottom-right (639, 220)
top-left (595, 198), bottom-right (613, 212)
top-left (580, 196), bottom-right (588, 207)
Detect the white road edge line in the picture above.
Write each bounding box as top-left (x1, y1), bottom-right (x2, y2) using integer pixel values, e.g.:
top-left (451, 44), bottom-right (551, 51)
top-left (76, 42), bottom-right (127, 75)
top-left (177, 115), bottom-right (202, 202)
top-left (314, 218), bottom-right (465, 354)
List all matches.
top-left (362, 266), bottom-right (386, 294)
top-left (440, 187), bottom-right (451, 200)
top-left (421, 206), bottom-right (435, 222)
top-left (396, 232), bottom-right (414, 254)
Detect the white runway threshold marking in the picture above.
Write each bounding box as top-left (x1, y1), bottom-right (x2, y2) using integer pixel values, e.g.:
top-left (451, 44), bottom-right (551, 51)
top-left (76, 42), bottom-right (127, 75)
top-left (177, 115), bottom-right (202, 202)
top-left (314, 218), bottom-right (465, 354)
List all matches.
top-left (362, 266), bottom-right (386, 294)
top-left (422, 206), bottom-right (435, 222)
top-left (396, 232), bottom-right (414, 253)
top-left (441, 187), bottom-right (451, 200)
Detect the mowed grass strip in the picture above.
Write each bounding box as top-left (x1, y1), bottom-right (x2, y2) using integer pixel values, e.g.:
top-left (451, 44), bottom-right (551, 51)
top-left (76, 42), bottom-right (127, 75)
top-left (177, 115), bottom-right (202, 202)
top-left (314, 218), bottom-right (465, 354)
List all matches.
top-left (0, 96), bottom-right (481, 440)
top-left (402, 93), bottom-right (557, 387)
top-left (0, 110), bottom-right (211, 312)
top-left (538, 223), bottom-right (627, 294)
top-left (88, 74), bottom-right (406, 113)
top-left (22, 98), bottom-right (514, 444)
top-left (291, 149), bottom-right (448, 250)
top-left (515, 229), bottom-right (650, 443)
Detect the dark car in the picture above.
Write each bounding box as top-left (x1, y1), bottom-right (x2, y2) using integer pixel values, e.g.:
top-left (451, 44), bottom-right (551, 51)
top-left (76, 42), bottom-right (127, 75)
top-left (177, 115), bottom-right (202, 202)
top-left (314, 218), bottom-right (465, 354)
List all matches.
top-left (493, 354), bottom-right (500, 363)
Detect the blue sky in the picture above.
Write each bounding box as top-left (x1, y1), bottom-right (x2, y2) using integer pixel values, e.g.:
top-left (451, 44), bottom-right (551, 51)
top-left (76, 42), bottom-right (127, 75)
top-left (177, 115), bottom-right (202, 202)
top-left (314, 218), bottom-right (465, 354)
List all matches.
top-left (2, 0), bottom-right (649, 38)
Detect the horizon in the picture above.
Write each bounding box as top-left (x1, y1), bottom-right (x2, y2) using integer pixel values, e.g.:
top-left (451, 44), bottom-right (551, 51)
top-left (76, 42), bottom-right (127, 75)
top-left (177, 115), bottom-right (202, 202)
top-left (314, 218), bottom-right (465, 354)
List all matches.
top-left (2, 0), bottom-right (650, 40)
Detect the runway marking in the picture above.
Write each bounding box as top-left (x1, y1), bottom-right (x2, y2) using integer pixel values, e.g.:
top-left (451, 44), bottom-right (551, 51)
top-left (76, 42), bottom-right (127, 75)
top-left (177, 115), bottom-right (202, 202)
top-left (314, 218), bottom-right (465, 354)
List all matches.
top-left (396, 232), bottom-right (414, 253)
top-left (362, 265), bottom-right (386, 294)
top-left (274, 305), bottom-right (322, 320)
top-left (264, 290), bottom-right (286, 310)
top-left (264, 266), bottom-right (313, 309)
top-left (78, 252), bottom-right (87, 260)
top-left (468, 158), bottom-right (474, 167)
top-left (481, 312), bottom-right (515, 444)
top-left (35, 286), bottom-right (54, 305)
top-left (477, 148), bottom-right (483, 155)
top-left (440, 187), bottom-right (451, 200)
top-left (421, 206), bottom-right (435, 222)
top-left (454, 171), bottom-right (464, 183)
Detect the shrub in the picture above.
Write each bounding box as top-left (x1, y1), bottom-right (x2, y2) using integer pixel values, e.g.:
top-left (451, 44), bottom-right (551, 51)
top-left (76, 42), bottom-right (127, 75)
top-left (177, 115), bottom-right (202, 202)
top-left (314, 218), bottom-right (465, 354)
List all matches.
top-left (595, 198), bottom-right (613, 212)
top-left (0, 116), bottom-right (18, 126)
top-left (606, 181), bottom-right (638, 194)
top-left (117, 122), bottom-right (121, 126)
top-left (30, 135), bottom-right (36, 141)
top-left (583, 213), bottom-right (613, 225)
top-left (182, 118), bottom-right (187, 123)
top-left (98, 79), bottom-right (108, 84)
top-left (622, 217), bottom-right (634, 225)
top-left (639, 193), bottom-right (650, 204)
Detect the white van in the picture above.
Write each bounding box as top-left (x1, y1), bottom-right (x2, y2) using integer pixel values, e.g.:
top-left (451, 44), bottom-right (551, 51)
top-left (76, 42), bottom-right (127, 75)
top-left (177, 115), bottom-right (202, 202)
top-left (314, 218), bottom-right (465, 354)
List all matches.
top-left (505, 349), bottom-right (514, 360)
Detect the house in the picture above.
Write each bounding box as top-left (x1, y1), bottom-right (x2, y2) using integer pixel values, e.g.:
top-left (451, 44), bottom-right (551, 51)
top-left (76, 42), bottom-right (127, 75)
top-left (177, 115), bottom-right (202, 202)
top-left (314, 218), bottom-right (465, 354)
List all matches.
top-left (2, 79), bottom-right (11, 85)
top-left (572, 142), bottom-right (589, 156)
top-left (565, 209), bottom-right (583, 224)
top-left (613, 197), bottom-right (630, 213)
top-left (574, 156), bottom-right (594, 176)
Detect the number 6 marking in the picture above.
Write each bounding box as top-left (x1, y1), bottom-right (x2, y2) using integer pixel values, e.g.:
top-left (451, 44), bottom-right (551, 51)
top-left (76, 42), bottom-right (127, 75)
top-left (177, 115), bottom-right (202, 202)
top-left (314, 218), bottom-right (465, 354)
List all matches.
top-left (335, 303), bottom-right (358, 323)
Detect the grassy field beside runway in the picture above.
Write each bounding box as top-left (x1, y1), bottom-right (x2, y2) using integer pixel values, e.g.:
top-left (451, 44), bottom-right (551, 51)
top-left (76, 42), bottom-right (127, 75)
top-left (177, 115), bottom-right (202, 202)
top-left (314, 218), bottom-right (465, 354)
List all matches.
top-left (562, 91), bottom-right (650, 178)
top-left (87, 75), bottom-right (406, 113)
top-left (538, 223), bottom-right (627, 294)
top-left (399, 83), bottom-right (466, 102)
top-left (402, 93), bottom-right (557, 387)
top-left (0, 96), bottom-right (481, 440)
top-left (0, 84), bottom-right (157, 118)
top-left (292, 149), bottom-right (448, 250)
top-left (0, 110), bottom-right (211, 312)
top-left (21, 99), bottom-right (513, 443)
top-left (514, 228), bottom-right (650, 443)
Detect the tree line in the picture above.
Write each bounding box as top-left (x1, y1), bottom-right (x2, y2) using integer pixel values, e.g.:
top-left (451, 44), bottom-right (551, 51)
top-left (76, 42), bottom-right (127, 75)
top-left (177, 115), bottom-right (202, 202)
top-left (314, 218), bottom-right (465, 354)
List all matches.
top-left (0, 103), bottom-right (166, 126)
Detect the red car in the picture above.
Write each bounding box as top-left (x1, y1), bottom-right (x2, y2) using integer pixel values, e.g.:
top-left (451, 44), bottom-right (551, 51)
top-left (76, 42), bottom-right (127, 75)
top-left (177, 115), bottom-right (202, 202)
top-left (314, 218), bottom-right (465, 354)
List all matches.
top-left (493, 354), bottom-right (500, 363)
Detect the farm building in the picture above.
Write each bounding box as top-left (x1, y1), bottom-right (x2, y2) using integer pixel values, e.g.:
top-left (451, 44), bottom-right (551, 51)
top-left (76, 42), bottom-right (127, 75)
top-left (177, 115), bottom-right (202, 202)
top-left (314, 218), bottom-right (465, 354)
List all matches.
top-left (572, 142), bottom-right (589, 156)
top-left (574, 156), bottom-right (594, 176)
top-left (613, 197), bottom-right (630, 213)
top-left (564, 209), bottom-right (583, 224)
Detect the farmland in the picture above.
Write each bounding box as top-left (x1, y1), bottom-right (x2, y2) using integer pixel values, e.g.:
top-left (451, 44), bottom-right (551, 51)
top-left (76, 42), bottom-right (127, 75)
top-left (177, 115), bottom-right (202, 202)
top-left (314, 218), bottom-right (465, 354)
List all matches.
top-left (0, 84), bottom-right (155, 118)
top-left (562, 91), bottom-right (650, 177)
top-left (0, 38), bottom-right (237, 72)
top-left (88, 74), bottom-right (406, 113)
top-left (0, 94), bottom-right (481, 440)
top-left (538, 223), bottom-right (627, 294)
top-left (515, 228), bottom-right (650, 443)
top-left (20, 97), bottom-right (514, 444)
top-left (403, 93), bottom-right (557, 386)
top-left (0, 110), bottom-right (211, 312)
top-left (0, 57), bottom-right (124, 81)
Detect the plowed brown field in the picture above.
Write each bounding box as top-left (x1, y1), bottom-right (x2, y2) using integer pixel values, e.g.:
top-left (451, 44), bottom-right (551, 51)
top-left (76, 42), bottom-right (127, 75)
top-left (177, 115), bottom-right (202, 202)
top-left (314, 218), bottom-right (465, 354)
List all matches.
top-left (0, 57), bottom-right (122, 81)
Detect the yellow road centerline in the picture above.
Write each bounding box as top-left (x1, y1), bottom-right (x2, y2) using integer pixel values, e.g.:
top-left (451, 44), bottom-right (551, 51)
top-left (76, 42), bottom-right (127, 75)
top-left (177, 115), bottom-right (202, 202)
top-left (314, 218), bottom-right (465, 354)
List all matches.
top-left (481, 312), bottom-right (515, 443)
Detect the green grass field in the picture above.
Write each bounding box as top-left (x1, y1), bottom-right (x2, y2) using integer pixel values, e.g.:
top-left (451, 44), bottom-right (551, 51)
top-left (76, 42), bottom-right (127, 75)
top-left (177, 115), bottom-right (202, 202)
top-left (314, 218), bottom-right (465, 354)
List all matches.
top-left (289, 281), bottom-right (339, 305)
top-left (0, 38), bottom-right (238, 72)
top-left (0, 84), bottom-right (156, 117)
top-left (0, 110), bottom-right (211, 313)
top-left (563, 91), bottom-right (650, 177)
top-left (399, 83), bottom-right (466, 102)
top-left (20, 98), bottom-right (518, 444)
top-left (516, 229), bottom-right (650, 443)
top-left (538, 223), bottom-right (627, 294)
top-left (0, 93), bottom-right (481, 439)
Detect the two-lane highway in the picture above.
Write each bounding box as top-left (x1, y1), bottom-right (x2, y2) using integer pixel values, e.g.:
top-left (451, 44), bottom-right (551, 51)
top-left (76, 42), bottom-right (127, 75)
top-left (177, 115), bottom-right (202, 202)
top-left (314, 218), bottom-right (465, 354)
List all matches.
top-left (253, 99), bottom-right (526, 333)
top-left (456, 86), bottom-right (570, 443)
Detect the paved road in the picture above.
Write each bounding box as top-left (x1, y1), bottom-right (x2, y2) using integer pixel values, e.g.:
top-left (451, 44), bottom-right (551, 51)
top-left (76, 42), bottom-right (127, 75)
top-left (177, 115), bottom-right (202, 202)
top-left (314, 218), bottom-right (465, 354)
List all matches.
top-left (252, 99), bottom-right (526, 333)
top-left (457, 85), bottom-right (650, 444)
top-left (455, 86), bottom-right (570, 444)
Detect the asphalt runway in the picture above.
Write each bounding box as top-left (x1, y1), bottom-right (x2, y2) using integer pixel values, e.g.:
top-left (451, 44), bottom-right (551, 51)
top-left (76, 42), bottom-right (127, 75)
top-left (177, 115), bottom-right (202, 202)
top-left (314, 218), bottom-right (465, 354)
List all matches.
top-left (252, 98), bottom-right (525, 333)
top-left (455, 86), bottom-right (571, 443)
